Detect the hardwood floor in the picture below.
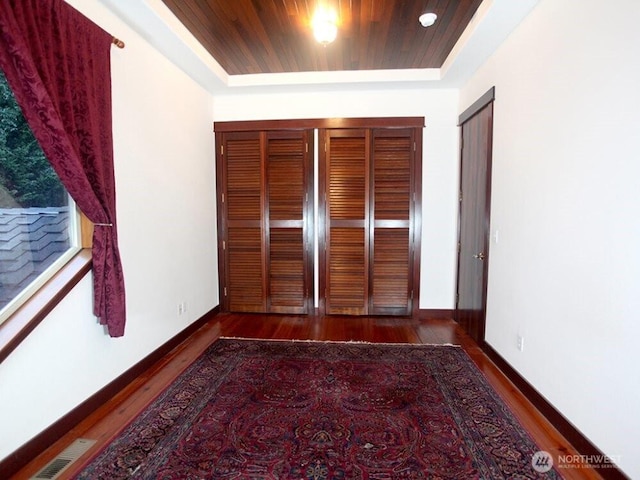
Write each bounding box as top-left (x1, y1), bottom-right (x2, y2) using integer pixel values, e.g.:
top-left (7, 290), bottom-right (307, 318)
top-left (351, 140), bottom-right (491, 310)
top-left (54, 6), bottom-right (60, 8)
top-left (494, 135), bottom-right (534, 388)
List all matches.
top-left (12, 313), bottom-right (602, 479)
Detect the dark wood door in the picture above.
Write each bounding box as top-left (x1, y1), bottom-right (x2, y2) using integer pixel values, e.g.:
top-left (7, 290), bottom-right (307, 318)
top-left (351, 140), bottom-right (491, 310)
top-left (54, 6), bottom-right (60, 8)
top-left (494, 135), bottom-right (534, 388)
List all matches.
top-left (265, 131), bottom-right (313, 314)
top-left (322, 129), bottom-right (370, 315)
top-left (321, 127), bottom-right (417, 316)
top-left (222, 132), bottom-right (265, 313)
top-left (456, 89), bottom-right (494, 343)
top-left (217, 130), bottom-right (313, 314)
top-left (370, 128), bottom-right (415, 315)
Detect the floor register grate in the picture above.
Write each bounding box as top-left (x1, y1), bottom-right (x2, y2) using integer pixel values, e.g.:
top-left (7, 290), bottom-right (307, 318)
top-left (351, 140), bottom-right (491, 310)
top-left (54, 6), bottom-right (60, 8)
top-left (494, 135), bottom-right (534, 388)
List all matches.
top-left (30, 439), bottom-right (96, 480)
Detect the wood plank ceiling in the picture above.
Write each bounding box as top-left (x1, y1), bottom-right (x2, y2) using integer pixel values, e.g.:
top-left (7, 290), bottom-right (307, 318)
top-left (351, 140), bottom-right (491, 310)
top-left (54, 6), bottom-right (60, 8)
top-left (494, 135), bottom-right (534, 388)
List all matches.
top-left (161, 0), bottom-right (483, 75)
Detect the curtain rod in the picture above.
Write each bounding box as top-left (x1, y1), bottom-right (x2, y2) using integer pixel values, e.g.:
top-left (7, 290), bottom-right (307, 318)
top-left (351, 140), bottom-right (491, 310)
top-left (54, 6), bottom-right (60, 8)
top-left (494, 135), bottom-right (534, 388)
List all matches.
top-left (111, 37), bottom-right (125, 49)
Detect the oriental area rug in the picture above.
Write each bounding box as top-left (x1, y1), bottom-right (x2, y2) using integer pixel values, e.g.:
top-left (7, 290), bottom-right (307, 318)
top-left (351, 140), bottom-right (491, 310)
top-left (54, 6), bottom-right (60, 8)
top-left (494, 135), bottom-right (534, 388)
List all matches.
top-left (75, 339), bottom-right (559, 479)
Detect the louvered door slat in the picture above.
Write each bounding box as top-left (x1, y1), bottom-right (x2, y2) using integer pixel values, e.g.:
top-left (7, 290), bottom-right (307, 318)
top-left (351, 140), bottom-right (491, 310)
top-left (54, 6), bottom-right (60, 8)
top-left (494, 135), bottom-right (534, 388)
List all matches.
top-left (328, 136), bottom-right (367, 220)
top-left (267, 136), bottom-right (305, 221)
top-left (227, 227), bottom-right (265, 312)
top-left (227, 137), bottom-right (262, 221)
top-left (371, 228), bottom-right (410, 313)
top-left (374, 136), bottom-right (412, 221)
top-left (269, 228), bottom-right (305, 313)
top-left (328, 228), bottom-right (366, 314)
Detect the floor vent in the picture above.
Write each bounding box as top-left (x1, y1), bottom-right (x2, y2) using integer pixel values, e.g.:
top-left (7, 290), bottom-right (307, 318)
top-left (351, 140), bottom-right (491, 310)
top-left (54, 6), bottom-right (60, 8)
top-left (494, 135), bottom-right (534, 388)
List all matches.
top-left (31, 438), bottom-right (96, 480)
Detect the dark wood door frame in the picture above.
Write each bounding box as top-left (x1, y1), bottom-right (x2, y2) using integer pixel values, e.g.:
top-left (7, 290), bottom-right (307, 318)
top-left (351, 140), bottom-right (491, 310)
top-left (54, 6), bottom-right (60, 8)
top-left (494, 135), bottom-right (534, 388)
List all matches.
top-left (455, 87), bottom-right (495, 344)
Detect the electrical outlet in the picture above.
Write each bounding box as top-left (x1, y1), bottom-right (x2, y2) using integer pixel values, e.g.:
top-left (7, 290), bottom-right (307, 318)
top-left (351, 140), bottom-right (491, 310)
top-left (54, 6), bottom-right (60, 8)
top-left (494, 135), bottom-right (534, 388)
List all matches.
top-left (517, 335), bottom-right (524, 352)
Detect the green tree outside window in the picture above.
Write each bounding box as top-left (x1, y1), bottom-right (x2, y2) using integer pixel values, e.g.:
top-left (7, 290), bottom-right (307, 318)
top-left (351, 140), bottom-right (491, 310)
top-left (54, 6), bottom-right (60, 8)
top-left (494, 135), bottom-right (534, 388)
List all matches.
top-left (0, 70), bottom-right (66, 207)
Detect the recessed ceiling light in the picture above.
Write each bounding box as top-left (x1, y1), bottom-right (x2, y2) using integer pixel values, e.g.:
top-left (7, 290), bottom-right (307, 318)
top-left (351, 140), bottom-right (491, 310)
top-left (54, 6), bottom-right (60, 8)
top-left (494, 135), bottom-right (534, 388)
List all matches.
top-left (419, 12), bottom-right (437, 28)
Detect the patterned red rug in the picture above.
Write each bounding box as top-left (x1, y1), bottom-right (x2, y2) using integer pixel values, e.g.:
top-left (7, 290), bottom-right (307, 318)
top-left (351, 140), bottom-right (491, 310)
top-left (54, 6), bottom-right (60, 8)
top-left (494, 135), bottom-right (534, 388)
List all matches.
top-left (75, 339), bottom-right (558, 479)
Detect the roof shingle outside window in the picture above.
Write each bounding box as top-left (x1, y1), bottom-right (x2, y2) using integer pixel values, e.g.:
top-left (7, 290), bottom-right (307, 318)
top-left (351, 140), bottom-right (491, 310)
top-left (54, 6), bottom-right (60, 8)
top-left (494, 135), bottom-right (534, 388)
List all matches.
top-left (0, 207), bottom-right (70, 310)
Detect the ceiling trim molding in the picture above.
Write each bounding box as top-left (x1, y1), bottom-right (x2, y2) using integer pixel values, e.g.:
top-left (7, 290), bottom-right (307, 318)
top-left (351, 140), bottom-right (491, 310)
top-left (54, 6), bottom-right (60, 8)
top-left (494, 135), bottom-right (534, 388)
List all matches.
top-left (97, 0), bottom-right (541, 95)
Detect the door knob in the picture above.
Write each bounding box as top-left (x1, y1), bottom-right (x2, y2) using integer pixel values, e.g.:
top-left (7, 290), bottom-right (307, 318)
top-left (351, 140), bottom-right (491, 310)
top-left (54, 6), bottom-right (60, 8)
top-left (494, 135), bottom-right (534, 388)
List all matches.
top-left (473, 252), bottom-right (486, 260)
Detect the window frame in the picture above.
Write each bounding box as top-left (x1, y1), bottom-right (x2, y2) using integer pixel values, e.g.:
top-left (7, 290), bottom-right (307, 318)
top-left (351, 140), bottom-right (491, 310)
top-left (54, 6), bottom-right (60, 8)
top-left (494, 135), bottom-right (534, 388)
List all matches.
top-left (0, 213), bottom-right (92, 363)
top-left (0, 197), bottom-right (83, 324)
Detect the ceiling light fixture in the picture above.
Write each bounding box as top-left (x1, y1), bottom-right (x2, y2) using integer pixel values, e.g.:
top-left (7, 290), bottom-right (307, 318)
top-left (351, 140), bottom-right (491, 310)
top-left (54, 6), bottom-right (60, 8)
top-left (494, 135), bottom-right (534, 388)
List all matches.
top-left (312, 5), bottom-right (338, 45)
top-left (419, 12), bottom-right (438, 28)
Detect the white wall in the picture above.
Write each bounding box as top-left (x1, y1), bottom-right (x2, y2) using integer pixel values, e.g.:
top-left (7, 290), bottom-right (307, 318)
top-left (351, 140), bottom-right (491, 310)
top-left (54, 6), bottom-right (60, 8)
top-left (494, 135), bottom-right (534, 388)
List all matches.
top-left (213, 89), bottom-right (460, 309)
top-left (460, 0), bottom-right (640, 476)
top-left (0, 0), bottom-right (218, 460)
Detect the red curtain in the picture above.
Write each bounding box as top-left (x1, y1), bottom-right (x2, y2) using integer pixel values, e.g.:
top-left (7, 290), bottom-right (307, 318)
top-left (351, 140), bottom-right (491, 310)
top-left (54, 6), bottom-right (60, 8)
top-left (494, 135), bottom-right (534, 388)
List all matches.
top-left (0, 0), bottom-right (126, 336)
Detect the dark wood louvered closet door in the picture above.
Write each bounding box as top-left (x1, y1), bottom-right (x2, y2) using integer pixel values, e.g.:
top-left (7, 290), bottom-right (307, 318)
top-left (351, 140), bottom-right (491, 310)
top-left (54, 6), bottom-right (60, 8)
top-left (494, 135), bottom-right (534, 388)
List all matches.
top-left (217, 117), bottom-right (422, 318)
top-left (370, 128), bottom-right (415, 315)
top-left (266, 131), bottom-right (311, 314)
top-left (321, 127), bottom-right (418, 316)
top-left (323, 129), bottom-right (370, 315)
top-left (223, 132), bottom-right (265, 312)
top-left (217, 130), bottom-right (313, 314)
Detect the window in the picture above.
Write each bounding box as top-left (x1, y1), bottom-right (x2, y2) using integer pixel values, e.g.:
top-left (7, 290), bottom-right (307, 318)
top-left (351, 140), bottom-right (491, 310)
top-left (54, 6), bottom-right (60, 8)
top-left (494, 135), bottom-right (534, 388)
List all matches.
top-left (0, 70), bottom-right (81, 324)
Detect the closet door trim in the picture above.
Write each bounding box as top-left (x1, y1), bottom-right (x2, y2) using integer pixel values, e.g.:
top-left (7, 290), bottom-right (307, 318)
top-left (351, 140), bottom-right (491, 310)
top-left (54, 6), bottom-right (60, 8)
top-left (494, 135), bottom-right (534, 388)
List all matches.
top-left (215, 117), bottom-right (424, 133)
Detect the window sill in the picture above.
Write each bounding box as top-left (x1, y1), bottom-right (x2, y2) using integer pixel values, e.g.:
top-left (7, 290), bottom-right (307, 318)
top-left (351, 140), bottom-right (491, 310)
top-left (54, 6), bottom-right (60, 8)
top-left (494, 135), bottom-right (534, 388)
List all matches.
top-left (0, 249), bottom-right (92, 364)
